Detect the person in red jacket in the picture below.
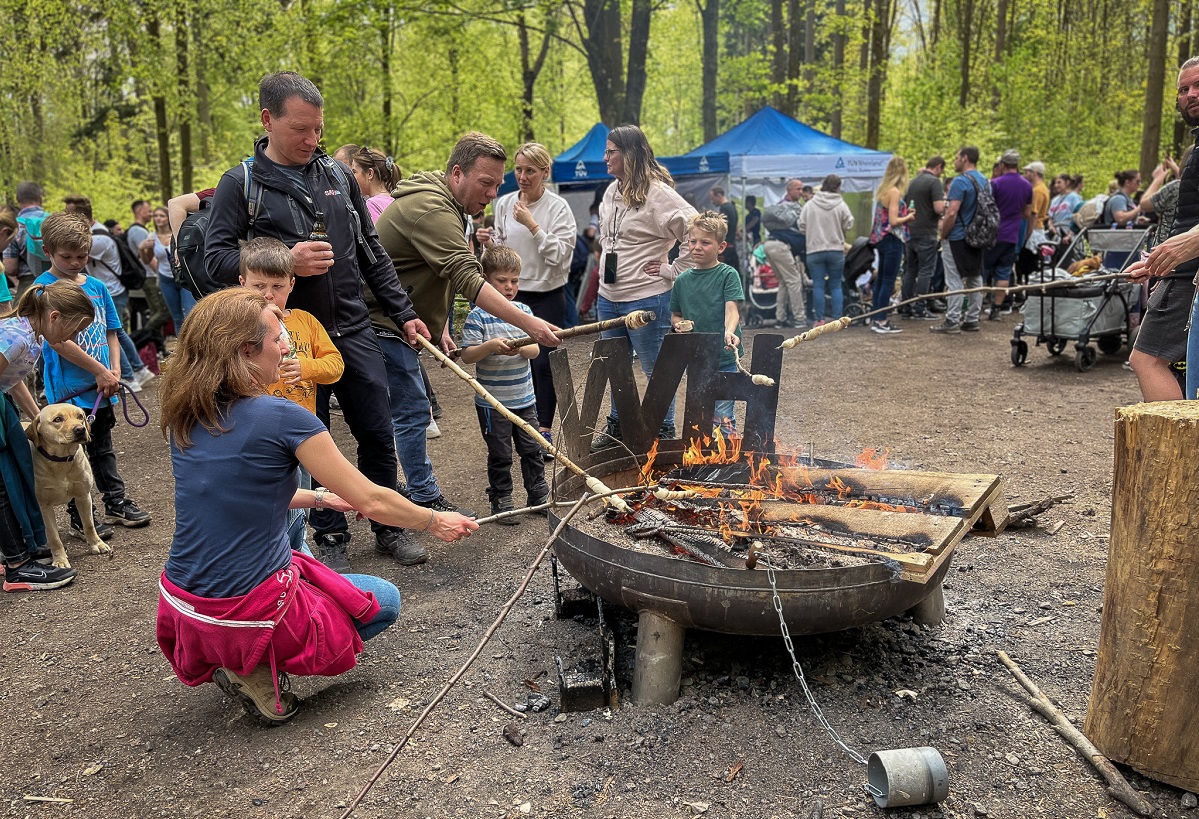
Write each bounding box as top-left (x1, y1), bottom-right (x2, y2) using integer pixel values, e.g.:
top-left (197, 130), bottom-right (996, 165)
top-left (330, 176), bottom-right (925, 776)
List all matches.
top-left (155, 288), bottom-right (477, 724)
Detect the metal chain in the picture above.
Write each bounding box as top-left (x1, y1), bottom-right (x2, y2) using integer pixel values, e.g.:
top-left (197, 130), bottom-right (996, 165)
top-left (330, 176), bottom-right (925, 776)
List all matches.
top-left (764, 559), bottom-right (869, 765)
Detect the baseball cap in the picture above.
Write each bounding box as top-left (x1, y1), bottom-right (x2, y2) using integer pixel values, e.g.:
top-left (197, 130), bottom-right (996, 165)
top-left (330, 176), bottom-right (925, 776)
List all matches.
top-left (1000, 149), bottom-right (1020, 167)
top-left (1023, 160), bottom-right (1046, 175)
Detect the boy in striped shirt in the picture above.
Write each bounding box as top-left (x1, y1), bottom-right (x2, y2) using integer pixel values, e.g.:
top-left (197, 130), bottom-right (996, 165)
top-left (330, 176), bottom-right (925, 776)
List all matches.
top-left (460, 247), bottom-right (550, 524)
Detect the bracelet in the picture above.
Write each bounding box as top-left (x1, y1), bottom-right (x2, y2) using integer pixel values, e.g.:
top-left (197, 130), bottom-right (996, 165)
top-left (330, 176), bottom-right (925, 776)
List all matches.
top-left (422, 509), bottom-right (436, 531)
top-left (314, 487), bottom-right (326, 509)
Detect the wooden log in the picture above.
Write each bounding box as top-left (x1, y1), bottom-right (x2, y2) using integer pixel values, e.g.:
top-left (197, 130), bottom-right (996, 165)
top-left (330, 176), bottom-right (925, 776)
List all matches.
top-left (1086, 401), bottom-right (1199, 792)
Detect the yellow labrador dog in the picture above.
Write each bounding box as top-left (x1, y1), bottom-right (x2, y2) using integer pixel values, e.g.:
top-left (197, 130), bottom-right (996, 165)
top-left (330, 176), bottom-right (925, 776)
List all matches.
top-left (26, 403), bottom-right (111, 569)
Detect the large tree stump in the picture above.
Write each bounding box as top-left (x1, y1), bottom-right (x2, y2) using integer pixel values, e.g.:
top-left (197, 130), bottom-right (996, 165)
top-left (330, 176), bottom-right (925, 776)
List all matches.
top-left (1086, 401), bottom-right (1199, 791)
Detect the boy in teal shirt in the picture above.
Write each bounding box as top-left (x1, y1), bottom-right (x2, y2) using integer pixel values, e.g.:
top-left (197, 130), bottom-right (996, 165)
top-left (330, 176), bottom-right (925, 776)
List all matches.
top-left (669, 211), bottom-right (744, 438)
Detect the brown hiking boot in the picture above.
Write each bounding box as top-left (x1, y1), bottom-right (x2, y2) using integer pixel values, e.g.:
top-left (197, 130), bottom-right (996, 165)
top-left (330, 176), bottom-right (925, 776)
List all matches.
top-left (213, 666), bottom-right (299, 725)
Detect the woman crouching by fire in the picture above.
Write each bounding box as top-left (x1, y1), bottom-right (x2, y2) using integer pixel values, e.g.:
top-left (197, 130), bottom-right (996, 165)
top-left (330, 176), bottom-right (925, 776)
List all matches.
top-left (154, 288), bottom-right (477, 724)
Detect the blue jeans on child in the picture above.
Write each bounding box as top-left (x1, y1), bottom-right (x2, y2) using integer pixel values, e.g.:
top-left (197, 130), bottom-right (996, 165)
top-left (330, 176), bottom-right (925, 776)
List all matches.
top-left (158, 275), bottom-right (196, 333)
top-left (597, 291), bottom-right (676, 432)
top-left (287, 466), bottom-right (312, 554)
top-left (808, 251), bottom-right (845, 321)
top-left (112, 292), bottom-right (146, 380)
top-left (714, 362), bottom-right (738, 438)
top-left (343, 574), bottom-right (401, 640)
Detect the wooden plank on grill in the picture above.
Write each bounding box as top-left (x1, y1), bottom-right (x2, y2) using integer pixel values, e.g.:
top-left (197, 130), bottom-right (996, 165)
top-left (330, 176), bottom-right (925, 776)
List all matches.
top-left (772, 466), bottom-right (1003, 516)
top-left (753, 502), bottom-right (965, 551)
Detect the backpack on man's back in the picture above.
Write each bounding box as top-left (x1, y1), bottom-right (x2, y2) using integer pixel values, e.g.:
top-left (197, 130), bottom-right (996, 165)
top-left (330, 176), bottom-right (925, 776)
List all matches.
top-left (90, 225), bottom-right (146, 290)
top-left (963, 174), bottom-right (1000, 250)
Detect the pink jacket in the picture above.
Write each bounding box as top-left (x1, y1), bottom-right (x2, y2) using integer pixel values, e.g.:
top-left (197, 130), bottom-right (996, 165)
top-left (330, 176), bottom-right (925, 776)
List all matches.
top-left (156, 552), bottom-right (380, 696)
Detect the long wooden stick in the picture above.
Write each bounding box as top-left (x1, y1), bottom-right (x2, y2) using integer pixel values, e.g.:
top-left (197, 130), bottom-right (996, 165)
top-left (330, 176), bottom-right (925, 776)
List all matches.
top-left (997, 650), bottom-right (1155, 817)
top-left (414, 335), bottom-right (630, 513)
top-left (338, 494), bottom-right (592, 819)
top-left (503, 309), bottom-right (655, 349)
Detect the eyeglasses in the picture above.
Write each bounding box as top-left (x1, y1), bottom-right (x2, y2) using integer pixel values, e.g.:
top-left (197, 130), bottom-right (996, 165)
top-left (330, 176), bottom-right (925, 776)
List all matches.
top-left (603, 149), bottom-right (620, 158)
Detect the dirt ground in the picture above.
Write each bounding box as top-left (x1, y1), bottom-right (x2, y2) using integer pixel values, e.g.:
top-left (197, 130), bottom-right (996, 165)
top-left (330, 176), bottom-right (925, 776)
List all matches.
top-left (3, 313), bottom-right (1193, 819)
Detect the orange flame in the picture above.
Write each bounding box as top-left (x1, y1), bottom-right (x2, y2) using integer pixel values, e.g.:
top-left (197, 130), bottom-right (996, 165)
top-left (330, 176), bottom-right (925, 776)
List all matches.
top-left (855, 447), bottom-right (890, 470)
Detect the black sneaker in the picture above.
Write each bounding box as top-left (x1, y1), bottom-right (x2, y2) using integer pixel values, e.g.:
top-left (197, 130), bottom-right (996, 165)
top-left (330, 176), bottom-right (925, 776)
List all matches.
top-left (961, 321), bottom-right (981, 332)
top-left (315, 532), bottom-right (352, 574)
top-left (430, 396), bottom-right (444, 419)
top-left (68, 500), bottom-right (115, 541)
top-left (28, 545), bottom-right (52, 563)
top-left (928, 299), bottom-right (948, 313)
top-left (929, 320), bottom-right (961, 335)
top-left (374, 528), bottom-right (428, 565)
top-left (4, 560), bottom-right (77, 592)
top-left (988, 305), bottom-right (1003, 321)
top-left (527, 491), bottom-right (550, 517)
top-left (104, 498), bottom-right (151, 528)
top-left (658, 423), bottom-right (676, 440)
top-left (590, 418), bottom-right (622, 453)
top-left (490, 496), bottom-right (520, 526)
top-left (415, 495), bottom-right (477, 519)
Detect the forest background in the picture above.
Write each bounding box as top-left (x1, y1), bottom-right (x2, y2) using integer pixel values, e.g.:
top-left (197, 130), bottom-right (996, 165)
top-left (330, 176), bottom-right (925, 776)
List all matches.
top-left (0, 0), bottom-right (1189, 219)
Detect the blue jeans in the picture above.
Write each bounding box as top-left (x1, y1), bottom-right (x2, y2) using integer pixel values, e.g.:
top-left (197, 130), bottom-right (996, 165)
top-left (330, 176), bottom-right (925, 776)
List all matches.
top-left (158, 275), bottom-right (196, 333)
top-left (343, 573), bottom-right (401, 641)
top-left (714, 362), bottom-right (737, 437)
top-left (377, 336), bottom-right (439, 503)
top-left (112, 292), bottom-right (146, 380)
top-left (807, 251), bottom-right (845, 321)
top-left (597, 291), bottom-right (675, 430)
top-left (872, 234), bottom-right (905, 319)
top-left (287, 466), bottom-right (312, 554)
top-left (1186, 289), bottom-right (1199, 399)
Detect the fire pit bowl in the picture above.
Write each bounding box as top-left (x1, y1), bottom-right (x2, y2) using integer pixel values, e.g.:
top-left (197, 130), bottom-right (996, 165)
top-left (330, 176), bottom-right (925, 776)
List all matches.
top-left (549, 443), bottom-right (954, 639)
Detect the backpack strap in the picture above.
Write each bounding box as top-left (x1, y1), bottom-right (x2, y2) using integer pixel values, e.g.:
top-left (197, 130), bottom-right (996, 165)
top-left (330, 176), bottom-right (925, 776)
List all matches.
top-left (318, 156), bottom-right (377, 265)
top-left (242, 157), bottom-right (264, 240)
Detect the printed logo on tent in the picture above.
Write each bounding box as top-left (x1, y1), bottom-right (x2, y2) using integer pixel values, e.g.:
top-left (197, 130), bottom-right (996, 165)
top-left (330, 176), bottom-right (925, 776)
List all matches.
top-left (835, 157), bottom-right (846, 169)
top-left (575, 160), bottom-right (587, 179)
top-left (698, 157), bottom-right (710, 173)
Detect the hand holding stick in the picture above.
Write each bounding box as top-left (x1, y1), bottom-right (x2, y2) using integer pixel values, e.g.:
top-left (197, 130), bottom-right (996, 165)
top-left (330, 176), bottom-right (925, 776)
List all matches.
top-left (412, 335), bottom-right (630, 513)
top-left (779, 317), bottom-right (851, 350)
top-left (504, 310), bottom-right (656, 350)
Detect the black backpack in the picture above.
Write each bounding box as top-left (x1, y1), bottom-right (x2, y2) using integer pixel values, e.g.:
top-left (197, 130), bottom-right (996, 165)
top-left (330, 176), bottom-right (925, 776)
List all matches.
top-left (90, 226), bottom-right (146, 290)
top-left (963, 173), bottom-right (1000, 250)
top-left (173, 156), bottom-right (374, 299)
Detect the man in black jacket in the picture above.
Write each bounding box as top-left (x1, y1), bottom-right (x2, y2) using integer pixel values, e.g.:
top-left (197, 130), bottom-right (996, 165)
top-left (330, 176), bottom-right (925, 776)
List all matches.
top-left (204, 71), bottom-right (440, 572)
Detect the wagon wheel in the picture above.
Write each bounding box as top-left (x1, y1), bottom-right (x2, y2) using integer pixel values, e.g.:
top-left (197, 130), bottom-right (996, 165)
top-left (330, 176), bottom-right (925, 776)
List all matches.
top-left (845, 302), bottom-right (866, 318)
top-left (1097, 334), bottom-right (1123, 355)
top-left (746, 314), bottom-right (762, 328)
top-left (1046, 338), bottom-right (1067, 356)
top-left (1010, 340), bottom-right (1028, 367)
top-left (1075, 345), bottom-right (1098, 372)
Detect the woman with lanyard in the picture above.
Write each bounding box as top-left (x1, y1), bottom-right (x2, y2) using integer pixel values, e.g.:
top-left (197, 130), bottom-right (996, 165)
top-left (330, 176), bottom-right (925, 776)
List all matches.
top-left (591, 125), bottom-right (697, 452)
top-left (481, 143), bottom-right (577, 445)
top-left (155, 288), bottom-right (477, 724)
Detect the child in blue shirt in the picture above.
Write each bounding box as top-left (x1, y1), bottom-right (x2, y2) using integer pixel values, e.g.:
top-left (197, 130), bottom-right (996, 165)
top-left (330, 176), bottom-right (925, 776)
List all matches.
top-left (460, 247), bottom-right (550, 523)
top-left (35, 212), bottom-right (151, 534)
top-left (670, 211), bottom-right (745, 438)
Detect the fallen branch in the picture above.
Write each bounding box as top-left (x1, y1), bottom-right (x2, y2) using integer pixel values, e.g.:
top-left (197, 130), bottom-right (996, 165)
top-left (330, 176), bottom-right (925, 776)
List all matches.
top-left (1007, 496), bottom-right (1069, 528)
top-left (339, 493), bottom-right (593, 819)
top-left (503, 310), bottom-right (655, 350)
top-left (997, 650), bottom-right (1155, 817)
top-left (414, 335), bottom-right (629, 513)
top-left (482, 689), bottom-right (527, 720)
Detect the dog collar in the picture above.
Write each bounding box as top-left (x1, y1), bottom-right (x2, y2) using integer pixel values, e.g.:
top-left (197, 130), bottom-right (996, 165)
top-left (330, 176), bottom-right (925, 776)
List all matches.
top-left (36, 445), bottom-right (76, 463)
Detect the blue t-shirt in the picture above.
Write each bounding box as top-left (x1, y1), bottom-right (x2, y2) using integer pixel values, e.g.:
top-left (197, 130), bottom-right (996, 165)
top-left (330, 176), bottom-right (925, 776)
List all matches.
top-left (33, 273), bottom-right (119, 409)
top-left (946, 170), bottom-right (988, 242)
top-left (164, 396), bottom-right (327, 597)
top-left (460, 302), bottom-right (536, 410)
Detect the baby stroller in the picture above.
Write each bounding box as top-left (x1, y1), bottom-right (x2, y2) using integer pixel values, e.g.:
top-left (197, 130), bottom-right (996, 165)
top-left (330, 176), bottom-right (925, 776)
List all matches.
top-left (804, 236), bottom-right (873, 321)
top-left (744, 244), bottom-right (780, 328)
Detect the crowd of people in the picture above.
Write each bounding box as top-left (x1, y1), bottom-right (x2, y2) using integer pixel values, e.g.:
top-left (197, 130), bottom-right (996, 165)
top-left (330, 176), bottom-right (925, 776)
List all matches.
top-left (5, 61), bottom-right (1199, 725)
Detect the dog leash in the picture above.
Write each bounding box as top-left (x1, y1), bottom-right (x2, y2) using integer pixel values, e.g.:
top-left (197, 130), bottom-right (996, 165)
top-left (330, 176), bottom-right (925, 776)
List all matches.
top-left (55, 384), bottom-right (150, 428)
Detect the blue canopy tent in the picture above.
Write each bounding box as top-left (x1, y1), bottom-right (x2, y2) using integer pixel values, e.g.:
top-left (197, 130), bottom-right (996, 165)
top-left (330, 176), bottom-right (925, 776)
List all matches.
top-left (686, 106), bottom-right (892, 198)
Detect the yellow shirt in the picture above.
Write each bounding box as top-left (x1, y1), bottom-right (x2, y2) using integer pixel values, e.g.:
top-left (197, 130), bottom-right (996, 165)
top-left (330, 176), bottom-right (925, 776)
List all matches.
top-left (1032, 181), bottom-right (1050, 230)
top-left (263, 309), bottom-right (343, 414)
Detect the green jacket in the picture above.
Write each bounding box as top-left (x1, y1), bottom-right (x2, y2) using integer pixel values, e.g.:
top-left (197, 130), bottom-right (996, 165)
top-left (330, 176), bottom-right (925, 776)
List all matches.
top-left (373, 170), bottom-right (486, 340)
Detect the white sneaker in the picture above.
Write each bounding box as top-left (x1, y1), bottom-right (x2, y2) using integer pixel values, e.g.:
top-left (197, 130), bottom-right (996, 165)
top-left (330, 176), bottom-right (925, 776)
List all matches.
top-left (426, 419), bottom-right (442, 439)
top-left (120, 378), bottom-right (143, 393)
top-left (133, 368), bottom-right (156, 387)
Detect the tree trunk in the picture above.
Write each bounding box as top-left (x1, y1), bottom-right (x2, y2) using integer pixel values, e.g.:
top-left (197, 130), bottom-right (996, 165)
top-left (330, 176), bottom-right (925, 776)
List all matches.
top-left (959, 0), bottom-right (974, 107)
top-left (1139, 0), bottom-right (1169, 182)
top-left (803, 0), bottom-right (815, 91)
top-left (1086, 402), bottom-right (1199, 792)
top-left (582, 0), bottom-right (626, 125)
top-left (866, 0), bottom-right (893, 148)
top-left (1176, 1), bottom-right (1193, 157)
top-left (145, 16), bottom-right (172, 203)
top-left (698, 0), bottom-right (719, 141)
top-left (831, 0), bottom-right (846, 137)
top-left (784, 0), bottom-right (801, 115)
top-left (175, 6), bottom-right (191, 195)
top-left (992, 0), bottom-right (1008, 106)
top-left (932, 0), bottom-right (941, 47)
top-left (381, 12), bottom-right (394, 155)
top-left (622, 0), bottom-right (652, 124)
top-left (771, 0), bottom-right (786, 108)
